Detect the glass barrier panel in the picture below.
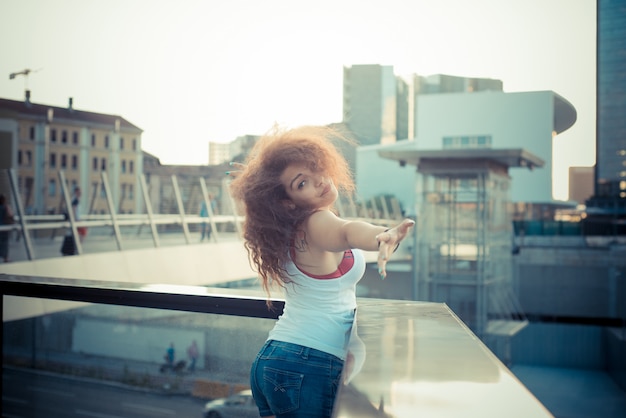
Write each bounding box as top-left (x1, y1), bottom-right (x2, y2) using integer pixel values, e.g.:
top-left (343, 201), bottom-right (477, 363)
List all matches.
top-left (3, 296), bottom-right (272, 418)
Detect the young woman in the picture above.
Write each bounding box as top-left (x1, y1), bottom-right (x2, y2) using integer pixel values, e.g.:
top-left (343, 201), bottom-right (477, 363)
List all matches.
top-left (229, 125), bottom-right (414, 417)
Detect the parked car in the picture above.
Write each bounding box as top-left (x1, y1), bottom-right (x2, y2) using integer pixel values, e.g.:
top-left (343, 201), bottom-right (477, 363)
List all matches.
top-left (202, 389), bottom-right (258, 418)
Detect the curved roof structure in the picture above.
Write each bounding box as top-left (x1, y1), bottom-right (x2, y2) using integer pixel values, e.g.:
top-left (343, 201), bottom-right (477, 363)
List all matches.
top-left (553, 92), bottom-right (577, 134)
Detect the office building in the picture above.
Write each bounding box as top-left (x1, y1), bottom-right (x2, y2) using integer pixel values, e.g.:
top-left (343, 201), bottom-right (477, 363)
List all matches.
top-left (357, 90), bottom-right (577, 210)
top-left (412, 74), bottom-right (503, 138)
top-left (396, 77), bottom-right (410, 141)
top-left (413, 73), bottom-right (503, 95)
top-left (590, 0), bottom-right (626, 209)
top-left (342, 64), bottom-right (402, 146)
top-left (208, 141), bottom-right (230, 166)
top-left (209, 135), bottom-right (260, 166)
top-left (569, 166), bottom-right (594, 204)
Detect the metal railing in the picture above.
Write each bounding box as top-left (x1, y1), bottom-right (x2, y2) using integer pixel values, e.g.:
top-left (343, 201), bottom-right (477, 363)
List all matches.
top-left (0, 168), bottom-right (400, 261)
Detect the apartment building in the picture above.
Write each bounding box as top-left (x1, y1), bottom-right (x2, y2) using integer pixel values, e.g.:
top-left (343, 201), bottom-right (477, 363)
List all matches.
top-left (0, 93), bottom-right (143, 215)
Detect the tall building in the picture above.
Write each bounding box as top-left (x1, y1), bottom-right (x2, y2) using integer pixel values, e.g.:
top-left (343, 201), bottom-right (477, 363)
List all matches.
top-left (569, 166), bottom-right (595, 204)
top-left (343, 64), bottom-right (402, 146)
top-left (208, 141), bottom-right (230, 166)
top-left (342, 67), bottom-right (503, 151)
top-left (0, 94), bottom-right (143, 215)
top-left (412, 74), bottom-right (503, 138)
top-left (396, 77), bottom-right (410, 141)
top-left (208, 135), bottom-right (260, 166)
top-left (591, 0), bottom-right (626, 210)
top-left (229, 134), bottom-right (260, 162)
top-left (413, 73), bottom-right (503, 96)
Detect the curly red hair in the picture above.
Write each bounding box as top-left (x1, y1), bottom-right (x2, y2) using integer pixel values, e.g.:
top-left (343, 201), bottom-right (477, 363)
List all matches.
top-left (229, 125), bottom-right (355, 303)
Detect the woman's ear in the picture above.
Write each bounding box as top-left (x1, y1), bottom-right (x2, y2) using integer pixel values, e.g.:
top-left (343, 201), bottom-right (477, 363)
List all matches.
top-left (282, 200), bottom-right (296, 210)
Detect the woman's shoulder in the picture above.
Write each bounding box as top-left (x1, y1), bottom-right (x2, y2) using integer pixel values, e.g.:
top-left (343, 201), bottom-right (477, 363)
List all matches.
top-left (308, 208), bottom-right (336, 219)
top-left (301, 209), bottom-right (349, 251)
top-left (305, 208), bottom-right (341, 229)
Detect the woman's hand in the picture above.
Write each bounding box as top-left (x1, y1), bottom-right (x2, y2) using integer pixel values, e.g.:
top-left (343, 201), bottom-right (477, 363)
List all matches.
top-left (376, 219), bottom-right (415, 279)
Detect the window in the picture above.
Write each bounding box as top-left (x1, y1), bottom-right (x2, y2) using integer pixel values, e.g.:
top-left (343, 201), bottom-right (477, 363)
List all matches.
top-left (91, 134), bottom-right (96, 147)
top-left (72, 155), bottom-right (78, 170)
top-left (101, 158), bottom-right (106, 171)
top-left (51, 129), bottom-right (57, 142)
top-left (120, 137), bottom-right (124, 150)
top-left (25, 151), bottom-right (32, 166)
top-left (129, 161), bottom-right (134, 174)
top-left (48, 179), bottom-right (56, 197)
top-left (72, 131), bottom-right (78, 145)
top-left (128, 184), bottom-right (134, 200)
top-left (29, 126), bottom-right (35, 140)
top-left (105, 136), bottom-right (109, 148)
top-left (62, 130), bottom-right (68, 144)
top-left (61, 154), bottom-right (67, 169)
top-left (49, 153), bottom-right (57, 168)
top-left (18, 150), bottom-right (22, 165)
top-left (132, 138), bottom-right (137, 151)
top-left (121, 160), bottom-right (126, 173)
top-left (93, 157), bottom-right (98, 171)
top-left (442, 135), bottom-right (492, 149)
top-left (121, 184), bottom-right (127, 198)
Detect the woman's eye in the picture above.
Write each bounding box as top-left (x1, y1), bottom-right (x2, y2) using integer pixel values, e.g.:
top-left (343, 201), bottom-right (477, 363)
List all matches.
top-left (297, 180), bottom-right (306, 189)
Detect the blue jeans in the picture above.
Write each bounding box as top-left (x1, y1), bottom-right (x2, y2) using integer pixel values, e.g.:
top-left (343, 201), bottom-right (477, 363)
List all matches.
top-left (250, 340), bottom-right (344, 417)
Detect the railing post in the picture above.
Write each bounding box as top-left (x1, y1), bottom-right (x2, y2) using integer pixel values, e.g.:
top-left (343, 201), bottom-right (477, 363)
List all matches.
top-left (199, 177), bottom-right (220, 242)
top-left (8, 169), bottom-right (35, 260)
top-left (101, 172), bottom-right (124, 250)
top-left (58, 170), bottom-right (83, 255)
top-left (171, 175), bottom-right (191, 244)
top-left (226, 182), bottom-right (243, 238)
top-left (139, 174), bottom-right (160, 247)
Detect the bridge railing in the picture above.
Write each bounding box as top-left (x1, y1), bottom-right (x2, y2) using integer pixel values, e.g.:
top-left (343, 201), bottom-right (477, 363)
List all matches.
top-left (1, 168), bottom-right (399, 261)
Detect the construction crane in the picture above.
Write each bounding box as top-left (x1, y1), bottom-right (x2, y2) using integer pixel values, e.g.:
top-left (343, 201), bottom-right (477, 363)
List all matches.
top-left (9, 68), bottom-right (42, 91)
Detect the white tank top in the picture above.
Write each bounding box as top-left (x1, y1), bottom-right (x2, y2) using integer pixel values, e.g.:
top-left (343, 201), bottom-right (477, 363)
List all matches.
top-left (267, 249), bottom-right (366, 360)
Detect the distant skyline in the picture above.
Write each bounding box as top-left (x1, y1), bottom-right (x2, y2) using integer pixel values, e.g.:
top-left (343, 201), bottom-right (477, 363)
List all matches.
top-left (0, 0), bottom-right (596, 201)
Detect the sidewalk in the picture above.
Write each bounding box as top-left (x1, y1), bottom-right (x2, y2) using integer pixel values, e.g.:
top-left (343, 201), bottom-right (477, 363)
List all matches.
top-left (2, 229), bottom-right (241, 264)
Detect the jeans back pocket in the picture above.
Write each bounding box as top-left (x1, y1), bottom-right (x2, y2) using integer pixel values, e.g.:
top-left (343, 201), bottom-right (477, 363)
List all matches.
top-left (262, 367), bottom-right (304, 414)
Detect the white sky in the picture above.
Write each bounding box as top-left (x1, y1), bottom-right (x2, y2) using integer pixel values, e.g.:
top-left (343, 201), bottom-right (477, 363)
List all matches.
top-left (0, 0), bottom-right (596, 200)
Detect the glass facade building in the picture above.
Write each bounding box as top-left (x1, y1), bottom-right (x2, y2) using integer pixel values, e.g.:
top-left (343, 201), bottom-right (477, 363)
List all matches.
top-left (342, 64), bottom-right (399, 146)
top-left (595, 0), bottom-right (626, 203)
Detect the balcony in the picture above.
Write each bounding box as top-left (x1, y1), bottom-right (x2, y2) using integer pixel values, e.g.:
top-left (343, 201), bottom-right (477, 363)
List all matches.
top-left (2, 274), bottom-right (552, 417)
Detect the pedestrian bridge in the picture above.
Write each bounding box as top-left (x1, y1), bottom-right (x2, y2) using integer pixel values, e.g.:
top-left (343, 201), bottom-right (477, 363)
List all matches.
top-left (1, 194), bottom-right (553, 417)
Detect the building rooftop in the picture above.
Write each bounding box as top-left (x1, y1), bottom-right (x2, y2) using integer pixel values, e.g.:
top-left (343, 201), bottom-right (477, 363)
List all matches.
top-left (378, 147), bottom-right (545, 173)
top-left (0, 96), bottom-right (142, 132)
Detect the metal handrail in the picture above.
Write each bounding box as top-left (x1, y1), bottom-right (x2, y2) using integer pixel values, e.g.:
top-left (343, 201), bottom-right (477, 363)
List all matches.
top-left (0, 274), bottom-right (282, 319)
top-left (1, 168), bottom-right (398, 261)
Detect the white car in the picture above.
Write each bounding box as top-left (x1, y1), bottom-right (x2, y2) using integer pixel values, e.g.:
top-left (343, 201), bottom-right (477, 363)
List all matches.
top-left (202, 389), bottom-right (259, 418)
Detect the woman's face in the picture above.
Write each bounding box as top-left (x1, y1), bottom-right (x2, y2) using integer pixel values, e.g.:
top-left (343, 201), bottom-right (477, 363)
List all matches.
top-left (280, 162), bottom-right (338, 210)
